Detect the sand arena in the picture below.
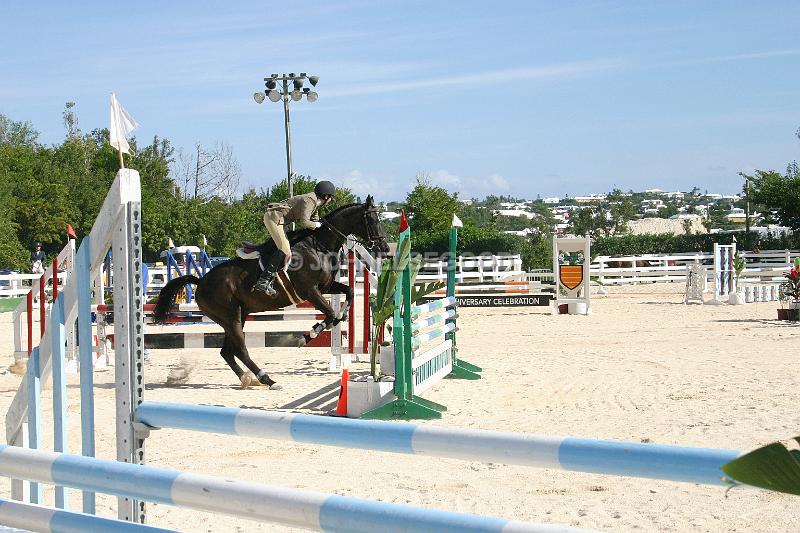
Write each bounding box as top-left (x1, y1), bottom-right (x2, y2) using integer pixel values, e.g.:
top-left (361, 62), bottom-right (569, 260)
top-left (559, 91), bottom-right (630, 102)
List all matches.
top-left (1, 283), bottom-right (797, 532)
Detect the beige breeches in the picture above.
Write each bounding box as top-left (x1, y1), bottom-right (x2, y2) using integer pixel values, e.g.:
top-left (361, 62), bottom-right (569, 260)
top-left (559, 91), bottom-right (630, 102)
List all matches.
top-left (263, 209), bottom-right (291, 257)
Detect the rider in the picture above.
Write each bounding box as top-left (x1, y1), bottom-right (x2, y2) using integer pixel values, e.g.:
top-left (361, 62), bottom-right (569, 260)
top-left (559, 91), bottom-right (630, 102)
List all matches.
top-left (31, 242), bottom-right (46, 274)
top-left (254, 180), bottom-right (336, 295)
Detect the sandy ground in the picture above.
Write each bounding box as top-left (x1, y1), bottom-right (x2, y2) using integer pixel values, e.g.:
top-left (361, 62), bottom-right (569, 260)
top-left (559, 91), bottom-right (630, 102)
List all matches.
top-left (0, 284), bottom-right (799, 532)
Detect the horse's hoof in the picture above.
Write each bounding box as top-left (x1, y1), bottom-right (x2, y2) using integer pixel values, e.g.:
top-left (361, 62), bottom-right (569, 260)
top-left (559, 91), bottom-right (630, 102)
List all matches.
top-left (269, 383), bottom-right (283, 390)
top-left (240, 374), bottom-right (254, 388)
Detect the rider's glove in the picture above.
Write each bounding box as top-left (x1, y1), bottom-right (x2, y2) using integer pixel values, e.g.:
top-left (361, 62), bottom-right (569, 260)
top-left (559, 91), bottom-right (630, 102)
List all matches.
top-left (313, 221), bottom-right (322, 229)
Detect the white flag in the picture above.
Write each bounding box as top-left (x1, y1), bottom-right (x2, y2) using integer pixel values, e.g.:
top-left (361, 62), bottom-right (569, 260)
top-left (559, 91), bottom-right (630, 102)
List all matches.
top-left (452, 214), bottom-right (463, 228)
top-left (168, 238), bottom-right (175, 249)
top-left (109, 92), bottom-right (139, 154)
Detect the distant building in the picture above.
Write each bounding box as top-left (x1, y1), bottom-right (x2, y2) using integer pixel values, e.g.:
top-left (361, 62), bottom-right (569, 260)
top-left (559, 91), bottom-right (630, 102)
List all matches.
top-left (493, 209), bottom-right (535, 219)
top-left (379, 211), bottom-right (401, 221)
top-left (503, 228), bottom-right (536, 237)
top-left (724, 208), bottom-right (757, 223)
top-left (542, 197), bottom-right (560, 204)
top-left (574, 194), bottom-right (606, 204)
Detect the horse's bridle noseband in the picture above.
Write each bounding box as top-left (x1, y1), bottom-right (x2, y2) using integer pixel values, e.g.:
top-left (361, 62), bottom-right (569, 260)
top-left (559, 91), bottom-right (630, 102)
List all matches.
top-left (320, 206), bottom-right (385, 251)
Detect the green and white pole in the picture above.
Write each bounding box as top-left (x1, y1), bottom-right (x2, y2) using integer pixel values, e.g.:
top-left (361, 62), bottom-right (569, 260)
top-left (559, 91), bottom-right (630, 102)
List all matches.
top-left (446, 214), bottom-right (482, 380)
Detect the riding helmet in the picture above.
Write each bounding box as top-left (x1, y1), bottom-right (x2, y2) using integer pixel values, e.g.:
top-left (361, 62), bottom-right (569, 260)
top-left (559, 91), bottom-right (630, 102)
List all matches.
top-left (314, 181), bottom-right (336, 198)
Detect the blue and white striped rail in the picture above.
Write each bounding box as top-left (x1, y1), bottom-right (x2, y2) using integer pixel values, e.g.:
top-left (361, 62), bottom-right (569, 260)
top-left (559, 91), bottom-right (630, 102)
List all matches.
top-left (411, 322), bottom-right (456, 349)
top-left (135, 402), bottom-right (741, 487)
top-left (411, 296), bottom-right (456, 317)
top-left (0, 497), bottom-right (173, 532)
top-left (411, 308), bottom-right (457, 332)
top-left (0, 445), bottom-right (582, 533)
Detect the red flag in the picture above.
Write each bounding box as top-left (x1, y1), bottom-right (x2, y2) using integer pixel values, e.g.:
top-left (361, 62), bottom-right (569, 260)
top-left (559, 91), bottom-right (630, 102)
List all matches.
top-left (67, 224), bottom-right (77, 239)
top-left (399, 210), bottom-right (409, 232)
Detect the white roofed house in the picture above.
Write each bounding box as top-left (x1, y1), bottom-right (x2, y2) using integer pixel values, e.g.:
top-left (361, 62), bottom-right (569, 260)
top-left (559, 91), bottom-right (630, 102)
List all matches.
top-left (379, 211), bottom-right (401, 221)
top-left (493, 209), bottom-right (536, 219)
top-left (724, 208), bottom-right (758, 224)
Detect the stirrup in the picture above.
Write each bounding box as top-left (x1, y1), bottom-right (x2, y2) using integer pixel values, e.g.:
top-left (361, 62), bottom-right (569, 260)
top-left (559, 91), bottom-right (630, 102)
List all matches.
top-left (254, 278), bottom-right (277, 296)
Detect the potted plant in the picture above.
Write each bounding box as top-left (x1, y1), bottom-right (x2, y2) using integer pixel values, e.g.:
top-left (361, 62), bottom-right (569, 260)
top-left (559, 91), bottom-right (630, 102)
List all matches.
top-left (777, 283), bottom-right (790, 320)
top-left (729, 251), bottom-right (746, 305)
top-left (345, 225), bottom-right (444, 417)
top-left (783, 258), bottom-right (800, 321)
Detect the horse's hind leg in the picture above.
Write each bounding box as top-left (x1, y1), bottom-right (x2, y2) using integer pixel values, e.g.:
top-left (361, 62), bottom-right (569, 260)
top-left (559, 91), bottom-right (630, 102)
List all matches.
top-left (219, 336), bottom-right (252, 387)
top-left (226, 324), bottom-right (282, 390)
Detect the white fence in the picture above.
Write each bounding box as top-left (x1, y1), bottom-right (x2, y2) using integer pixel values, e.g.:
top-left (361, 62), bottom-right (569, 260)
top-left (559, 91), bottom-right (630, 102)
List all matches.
top-left (590, 249), bottom-right (800, 286)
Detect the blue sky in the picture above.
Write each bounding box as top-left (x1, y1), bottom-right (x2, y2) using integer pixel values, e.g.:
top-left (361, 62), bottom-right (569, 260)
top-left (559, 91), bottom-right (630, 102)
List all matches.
top-left (1, 1), bottom-right (798, 201)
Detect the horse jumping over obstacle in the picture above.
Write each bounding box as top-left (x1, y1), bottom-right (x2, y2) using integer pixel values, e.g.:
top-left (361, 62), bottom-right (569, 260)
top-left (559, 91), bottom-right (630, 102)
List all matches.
top-left (152, 196), bottom-right (389, 390)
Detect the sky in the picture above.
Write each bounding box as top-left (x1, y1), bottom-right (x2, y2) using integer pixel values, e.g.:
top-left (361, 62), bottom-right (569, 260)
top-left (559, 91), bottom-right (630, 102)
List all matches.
top-left (1, 1), bottom-right (799, 202)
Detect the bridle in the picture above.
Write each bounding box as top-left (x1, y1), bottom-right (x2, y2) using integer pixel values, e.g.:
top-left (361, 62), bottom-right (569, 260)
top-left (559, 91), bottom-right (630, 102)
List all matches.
top-left (319, 205), bottom-right (385, 251)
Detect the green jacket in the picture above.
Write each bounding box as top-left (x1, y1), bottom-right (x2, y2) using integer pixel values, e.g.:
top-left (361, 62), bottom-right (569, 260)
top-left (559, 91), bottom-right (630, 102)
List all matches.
top-left (267, 192), bottom-right (321, 229)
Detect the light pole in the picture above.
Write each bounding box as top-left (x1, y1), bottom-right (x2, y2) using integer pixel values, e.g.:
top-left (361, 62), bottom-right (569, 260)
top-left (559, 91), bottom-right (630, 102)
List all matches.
top-left (254, 73), bottom-right (319, 197)
top-left (738, 172), bottom-right (751, 235)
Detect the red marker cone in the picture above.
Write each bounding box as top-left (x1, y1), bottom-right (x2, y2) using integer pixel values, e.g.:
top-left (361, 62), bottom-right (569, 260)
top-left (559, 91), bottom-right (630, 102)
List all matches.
top-left (334, 368), bottom-right (349, 417)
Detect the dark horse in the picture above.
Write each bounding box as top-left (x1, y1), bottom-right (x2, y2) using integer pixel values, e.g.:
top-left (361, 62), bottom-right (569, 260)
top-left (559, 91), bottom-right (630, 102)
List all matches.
top-left (152, 196), bottom-right (389, 389)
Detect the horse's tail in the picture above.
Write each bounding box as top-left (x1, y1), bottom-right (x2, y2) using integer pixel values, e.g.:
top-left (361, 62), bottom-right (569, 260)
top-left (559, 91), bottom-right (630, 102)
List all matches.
top-left (152, 275), bottom-right (201, 324)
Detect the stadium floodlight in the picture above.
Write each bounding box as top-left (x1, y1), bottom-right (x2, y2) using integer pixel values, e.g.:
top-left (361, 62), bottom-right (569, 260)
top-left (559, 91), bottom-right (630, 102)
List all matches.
top-left (253, 72), bottom-right (320, 197)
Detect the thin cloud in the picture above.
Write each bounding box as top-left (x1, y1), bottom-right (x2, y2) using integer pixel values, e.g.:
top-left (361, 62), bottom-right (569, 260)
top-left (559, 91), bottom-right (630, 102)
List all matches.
top-left (664, 48), bottom-right (800, 67)
top-left (324, 59), bottom-right (626, 98)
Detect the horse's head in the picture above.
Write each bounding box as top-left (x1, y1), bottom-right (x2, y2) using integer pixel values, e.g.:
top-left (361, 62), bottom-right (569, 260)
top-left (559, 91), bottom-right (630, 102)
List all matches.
top-left (358, 195), bottom-right (390, 255)
top-left (320, 196), bottom-right (390, 255)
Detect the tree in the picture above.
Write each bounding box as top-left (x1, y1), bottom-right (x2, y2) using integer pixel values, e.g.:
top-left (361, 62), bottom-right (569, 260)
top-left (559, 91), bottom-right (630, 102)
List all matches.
top-left (746, 168), bottom-right (800, 229)
top-left (0, 113), bottom-right (39, 147)
top-left (568, 189), bottom-right (635, 238)
top-left (174, 142), bottom-right (241, 202)
top-left (402, 174), bottom-right (461, 233)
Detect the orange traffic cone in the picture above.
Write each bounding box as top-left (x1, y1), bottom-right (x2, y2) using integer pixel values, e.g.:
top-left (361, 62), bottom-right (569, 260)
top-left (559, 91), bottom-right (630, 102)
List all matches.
top-left (334, 368), bottom-right (349, 417)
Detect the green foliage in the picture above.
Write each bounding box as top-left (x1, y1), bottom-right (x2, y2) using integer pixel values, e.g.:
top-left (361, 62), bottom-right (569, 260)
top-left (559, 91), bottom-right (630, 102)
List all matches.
top-left (410, 224), bottom-right (552, 271)
top-left (745, 168), bottom-right (800, 229)
top-left (402, 176), bottom-right (461, 233)
top-left (722, 436), bottom-right (800, 496)
top-left (569, 189), bottom-right (636, 238)
top-left (0, 110), bottom-right (359, 268)
top-left (369, 236), bottom-right (443, 378)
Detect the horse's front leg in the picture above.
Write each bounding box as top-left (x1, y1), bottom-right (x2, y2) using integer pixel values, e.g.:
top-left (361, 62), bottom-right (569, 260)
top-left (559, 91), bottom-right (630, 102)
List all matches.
top-left (326, 280), bottom-right (353, 323)
top-left (302, 286), bottom-right (341, 345)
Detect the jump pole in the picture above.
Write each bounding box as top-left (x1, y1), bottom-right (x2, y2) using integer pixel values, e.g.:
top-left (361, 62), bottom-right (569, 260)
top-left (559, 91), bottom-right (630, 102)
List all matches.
top-left (0, 445), bottom-right (576, 533)
top-left (135, 401), bottom-right (741, 487)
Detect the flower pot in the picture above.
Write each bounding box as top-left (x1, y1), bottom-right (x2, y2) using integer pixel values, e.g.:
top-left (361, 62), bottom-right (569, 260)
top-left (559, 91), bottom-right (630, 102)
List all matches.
top-left (777, 308), bottom-right (789, 320)
top-left (788, 308), bottom-right (800, 322)
top-left (568, 302), bottom-right (588, 314)
top-left (346, 376), bottom-right (396, 418)
top-left (379, 346), bottom-right (395, 377)
top-left (558, 303), bottom-right (569, 314)
top-left (728, 292), bottom-right (744, 305)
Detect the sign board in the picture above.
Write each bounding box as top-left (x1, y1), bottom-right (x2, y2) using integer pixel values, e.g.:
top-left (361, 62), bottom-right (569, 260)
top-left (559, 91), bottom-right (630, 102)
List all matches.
top-left (420, 294), bottom-right (552, 308)
top-left (552, 237), bottom-right (591, 315)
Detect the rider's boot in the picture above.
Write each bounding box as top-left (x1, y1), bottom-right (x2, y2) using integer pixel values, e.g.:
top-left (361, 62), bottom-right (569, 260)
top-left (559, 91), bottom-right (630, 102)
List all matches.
top-left (254, 250), bottom-right (287, 296)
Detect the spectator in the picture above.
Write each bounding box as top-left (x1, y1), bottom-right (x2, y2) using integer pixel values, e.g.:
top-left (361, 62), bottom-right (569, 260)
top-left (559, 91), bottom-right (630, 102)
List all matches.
top-left (31, 243), bottom-right (46, 274)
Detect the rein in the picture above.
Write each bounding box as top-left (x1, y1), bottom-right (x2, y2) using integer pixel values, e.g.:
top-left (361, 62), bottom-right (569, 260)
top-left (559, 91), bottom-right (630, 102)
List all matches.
top-left (317, 206), bottom-right (383, 251)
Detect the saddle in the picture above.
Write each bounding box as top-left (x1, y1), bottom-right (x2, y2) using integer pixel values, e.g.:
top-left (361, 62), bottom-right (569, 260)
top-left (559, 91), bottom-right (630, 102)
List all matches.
top-left (237, 241), bottom-right (304, 304)
top-left (237, 241), bottom-right (274, 261)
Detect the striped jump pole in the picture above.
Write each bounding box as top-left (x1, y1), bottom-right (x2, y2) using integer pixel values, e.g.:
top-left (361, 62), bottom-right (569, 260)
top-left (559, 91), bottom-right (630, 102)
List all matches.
top-left (136, 401), bottom-right (741, 487)
top-left (0, 445), bottom-right (581, 533)
top-left (0, 498), bottom-right (173, 533)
